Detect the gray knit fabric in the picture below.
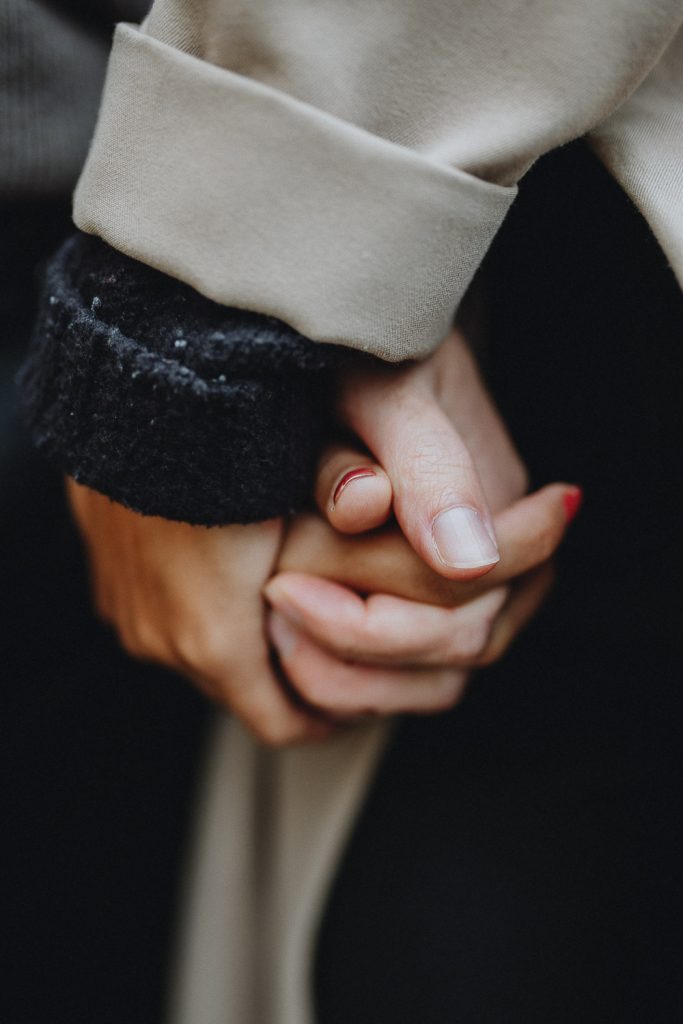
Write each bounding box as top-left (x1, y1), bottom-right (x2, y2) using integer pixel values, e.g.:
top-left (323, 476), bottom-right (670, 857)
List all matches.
top-left (18, 232), bottom-right (345, 525)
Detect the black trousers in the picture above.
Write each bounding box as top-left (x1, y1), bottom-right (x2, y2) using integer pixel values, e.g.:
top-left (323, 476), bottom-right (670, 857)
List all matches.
top-left (3, 143), bottom-right (682, 1023)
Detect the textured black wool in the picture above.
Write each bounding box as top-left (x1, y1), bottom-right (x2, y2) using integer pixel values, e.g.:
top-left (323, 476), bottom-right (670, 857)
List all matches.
top-left (19, 232), bottom-right (346, 524)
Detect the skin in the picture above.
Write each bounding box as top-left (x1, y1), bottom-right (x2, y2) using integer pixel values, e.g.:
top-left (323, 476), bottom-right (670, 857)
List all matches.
top-left (322, 330), bottom-right (529, 572)
top-left (67, 330), bottom-right (579, 744)
top-left (266, 491), bottom-right (566, 719)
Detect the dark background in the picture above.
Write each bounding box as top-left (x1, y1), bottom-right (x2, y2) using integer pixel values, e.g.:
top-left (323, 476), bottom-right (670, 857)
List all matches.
top-left (2, 142), bottom-right (682, 1022)
top-left (317, 143), bottom-right (683, 1024)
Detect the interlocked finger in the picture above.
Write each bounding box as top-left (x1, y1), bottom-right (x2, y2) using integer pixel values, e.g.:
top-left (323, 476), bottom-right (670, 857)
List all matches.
top-left (277, 484), bottom-right (572, 608)
top-left (269, 611), bottom-right (469, 717)
top-left (266, 575), bottom-right (509, 666)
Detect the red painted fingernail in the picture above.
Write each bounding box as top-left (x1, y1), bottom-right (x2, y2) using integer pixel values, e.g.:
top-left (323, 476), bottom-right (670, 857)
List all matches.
top-left (332, 467), bottom-right (376, 507)
top-left (563, 486), bottom-right (583, 523)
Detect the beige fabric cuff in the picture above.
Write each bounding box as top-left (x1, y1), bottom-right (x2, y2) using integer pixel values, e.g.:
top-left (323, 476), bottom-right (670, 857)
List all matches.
top-left (74, 24), bottom-right (516, 362)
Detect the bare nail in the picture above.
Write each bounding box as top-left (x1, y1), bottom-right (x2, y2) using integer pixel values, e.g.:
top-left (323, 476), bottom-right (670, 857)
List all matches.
top-left (432, 506), bottom-right (500, 569)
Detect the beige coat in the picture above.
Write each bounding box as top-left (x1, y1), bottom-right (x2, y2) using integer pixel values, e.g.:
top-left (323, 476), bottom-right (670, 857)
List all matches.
top-left (75, 0), bottom-right (683, 363)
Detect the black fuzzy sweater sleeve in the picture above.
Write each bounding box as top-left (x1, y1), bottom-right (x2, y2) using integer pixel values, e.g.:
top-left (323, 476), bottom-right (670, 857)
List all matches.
top-left (18, 232), bottom-right (348, 525)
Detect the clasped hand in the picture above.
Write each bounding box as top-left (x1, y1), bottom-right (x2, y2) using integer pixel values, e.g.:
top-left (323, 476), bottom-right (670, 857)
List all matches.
top-left (67, 331), bottom-right (580, 744)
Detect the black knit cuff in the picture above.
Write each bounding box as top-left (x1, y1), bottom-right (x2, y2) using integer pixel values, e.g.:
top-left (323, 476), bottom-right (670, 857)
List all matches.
top-left (18, 233), bottom-right (346, 525)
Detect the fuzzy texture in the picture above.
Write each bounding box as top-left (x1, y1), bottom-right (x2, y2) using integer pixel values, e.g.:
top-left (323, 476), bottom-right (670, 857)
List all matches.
top-left (18, 232), bottom-right (346, 525)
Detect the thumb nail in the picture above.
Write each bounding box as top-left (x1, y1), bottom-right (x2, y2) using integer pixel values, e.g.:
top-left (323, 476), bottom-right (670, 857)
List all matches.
top-left (432, 506), bottom-right (500, 569)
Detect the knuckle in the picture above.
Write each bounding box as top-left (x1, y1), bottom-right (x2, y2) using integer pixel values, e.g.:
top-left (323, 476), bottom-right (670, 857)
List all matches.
top-left (129, 618), bottom-right (163, 660)
top-left (410, 438), bottom-right (449, 473)
top-left (169, 630), bottom-right (200, 667)
top-left (409, 439), bottom-right (472, 488)
top-left (171, 625), bottom-right (231, 678)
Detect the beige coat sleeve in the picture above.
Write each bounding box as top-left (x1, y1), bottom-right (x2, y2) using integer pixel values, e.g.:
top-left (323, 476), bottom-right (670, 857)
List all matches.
top-left (589, 26), bottom-right (683, 285)
top-left (73, 0), bottom-right (683, 362)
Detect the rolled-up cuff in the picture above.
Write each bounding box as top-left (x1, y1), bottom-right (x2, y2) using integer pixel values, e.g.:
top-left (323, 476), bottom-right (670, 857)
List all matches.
top-left (18, 234), bottom-right (342, 526)
top-left (74, 23), bottom-right (516, 363)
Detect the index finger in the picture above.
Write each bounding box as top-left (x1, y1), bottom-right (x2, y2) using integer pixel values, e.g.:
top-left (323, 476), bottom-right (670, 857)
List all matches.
top-left (277, 483), bottom-right (580, 607)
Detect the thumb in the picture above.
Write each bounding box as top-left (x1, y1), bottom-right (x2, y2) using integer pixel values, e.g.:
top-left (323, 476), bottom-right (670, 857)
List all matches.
top-left (339, 368), bottom-right (498, 579)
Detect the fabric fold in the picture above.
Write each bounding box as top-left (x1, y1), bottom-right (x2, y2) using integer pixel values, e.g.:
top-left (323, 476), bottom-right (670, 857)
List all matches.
top-left (74, 24), bottom-right (516, 363)
top-left (589, 28), bottom-right (683, 287)
top-left (167, 714), bottom-right (391, 1024)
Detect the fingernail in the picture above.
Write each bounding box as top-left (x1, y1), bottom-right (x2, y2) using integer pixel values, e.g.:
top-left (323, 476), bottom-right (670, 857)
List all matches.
top-left (263, 580), bottom-right (303, 625)
top-left (332, 467), bottom-right (376, 507)
top-left (268, 612), bottom-right (299, 660)
top-left (432, 506), bottom-right (500, 569)
top-left (563, 486), bottom-right (583, 523)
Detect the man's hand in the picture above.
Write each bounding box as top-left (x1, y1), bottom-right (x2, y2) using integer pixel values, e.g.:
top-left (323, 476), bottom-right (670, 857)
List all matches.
top-left (322, 329), bottom-right (529, 574)
top-left (66, 481), bottom-right (334, 745)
